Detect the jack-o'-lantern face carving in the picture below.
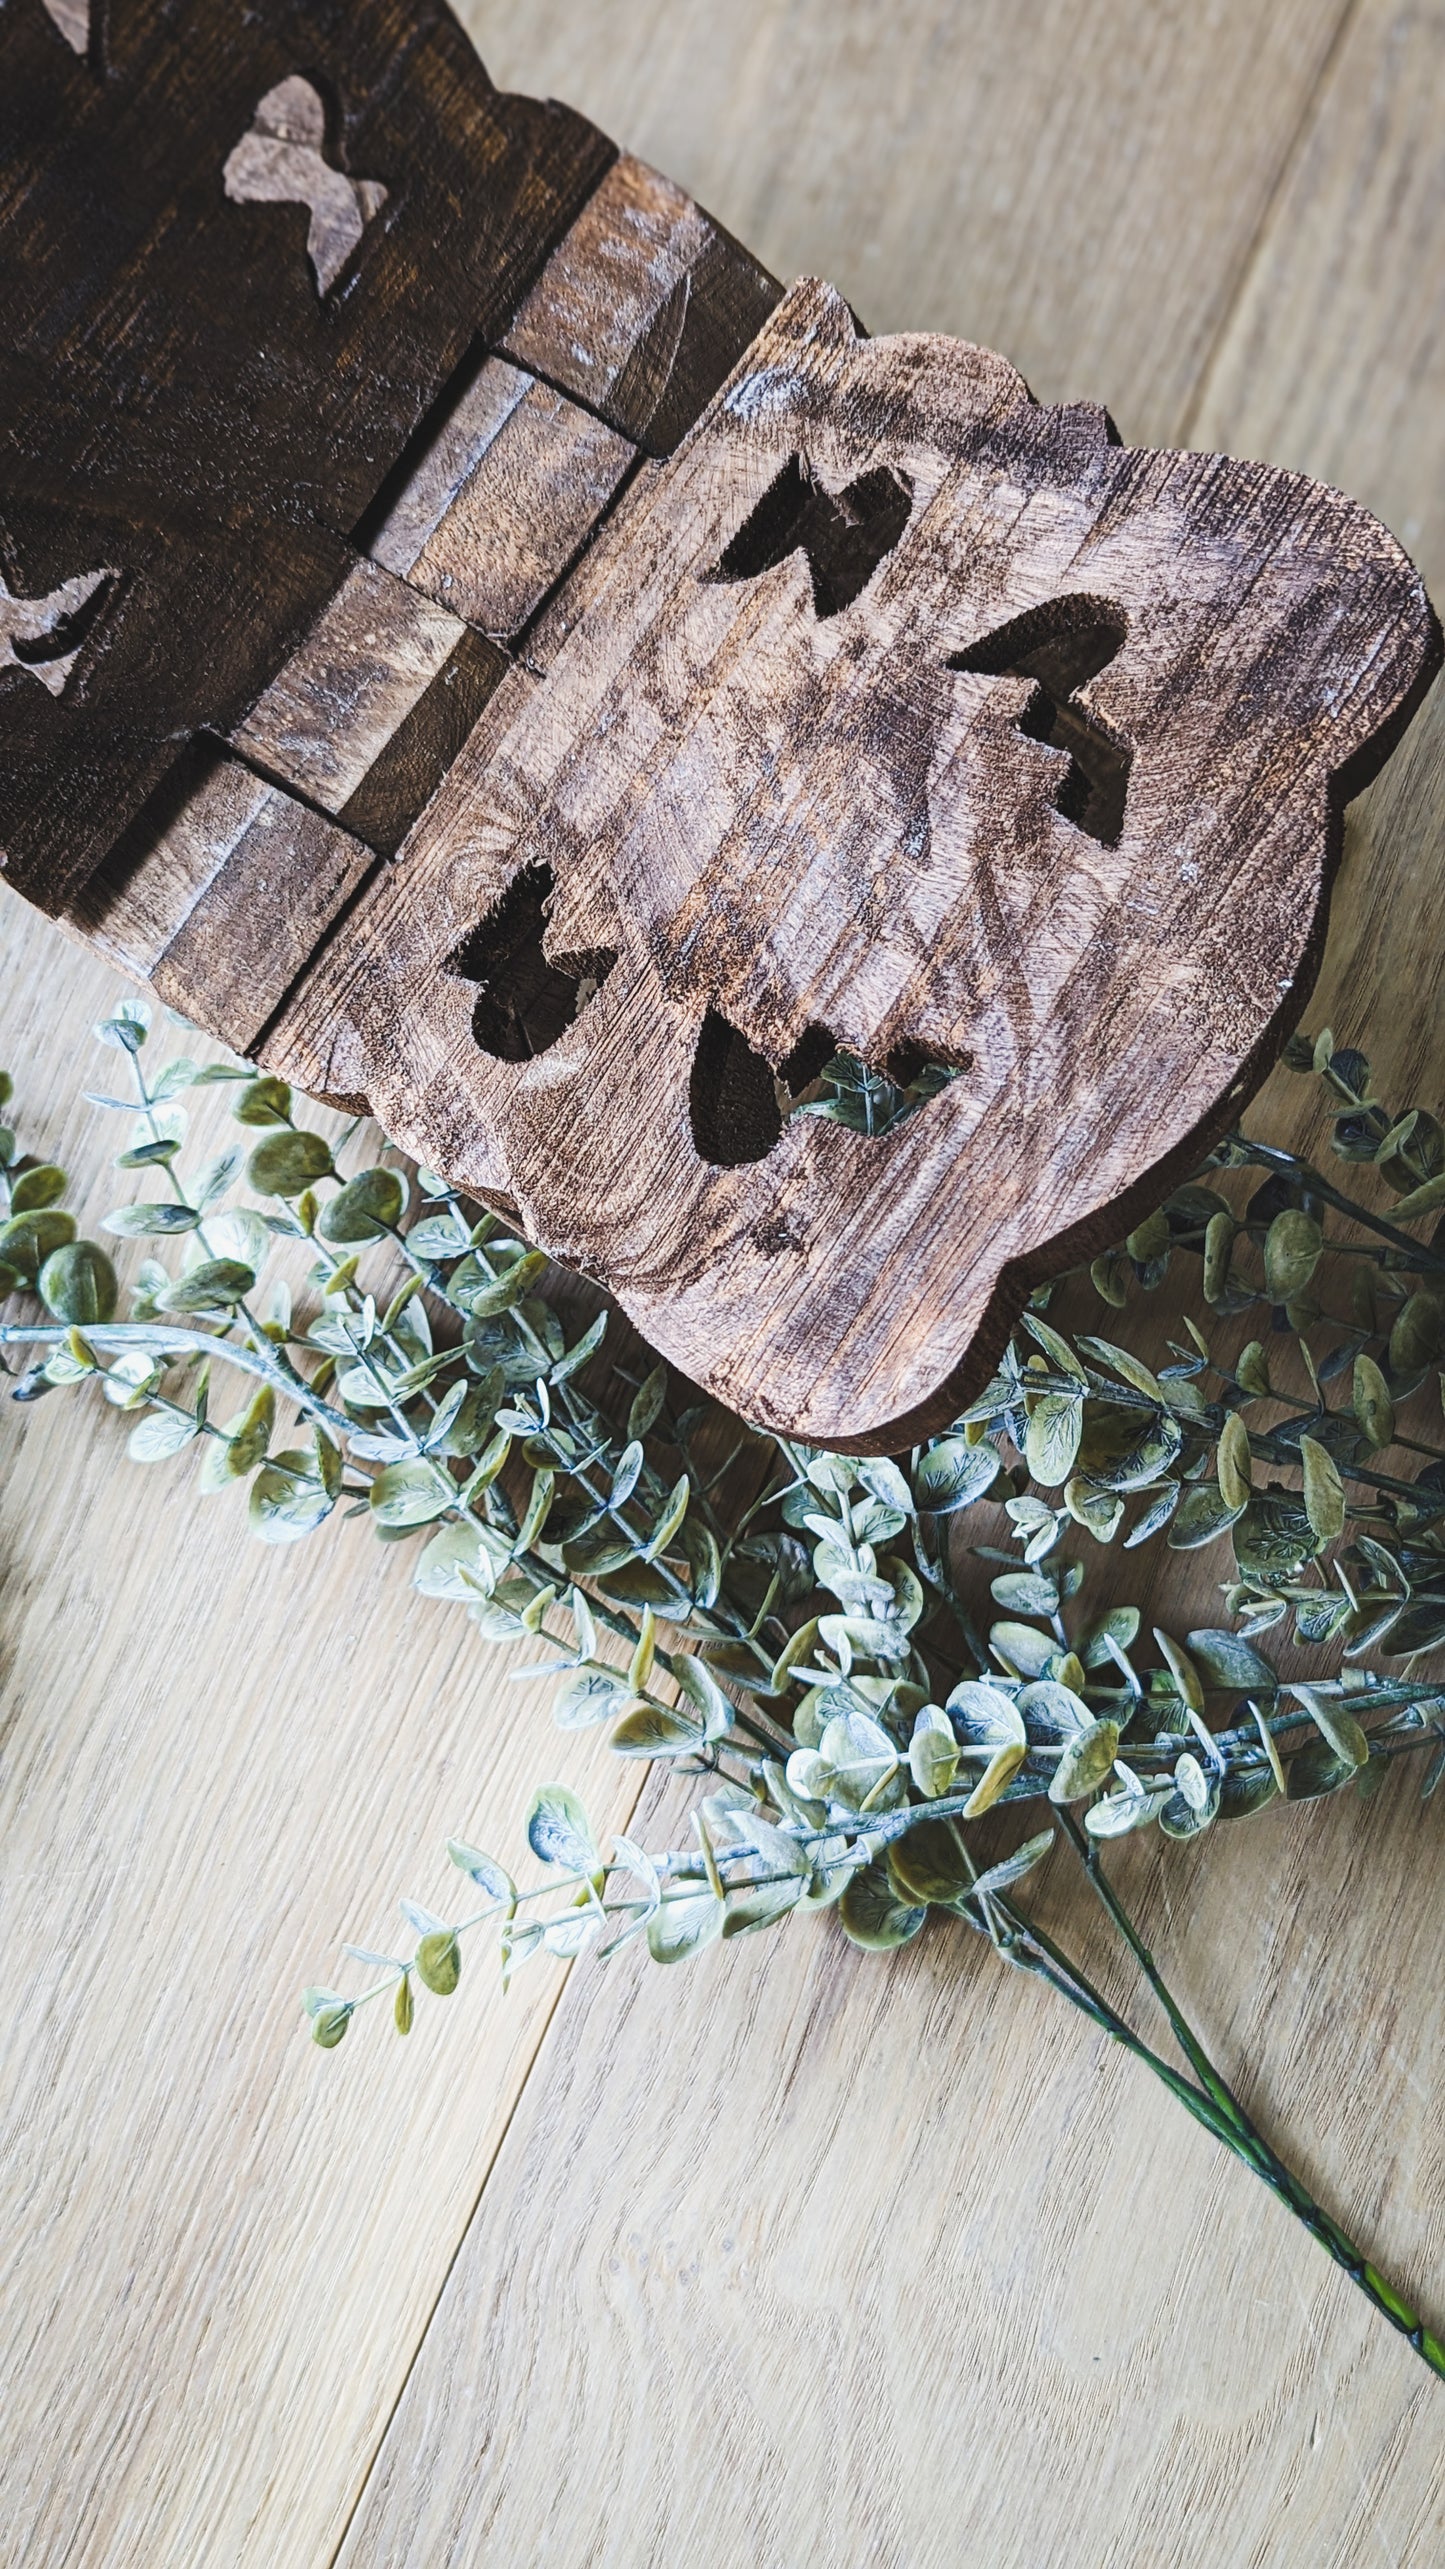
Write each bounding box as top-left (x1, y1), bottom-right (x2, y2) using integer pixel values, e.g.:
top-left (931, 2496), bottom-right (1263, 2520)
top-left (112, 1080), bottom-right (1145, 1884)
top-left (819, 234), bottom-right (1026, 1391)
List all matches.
top-left (296, 282), bottom-right (1438, 1446)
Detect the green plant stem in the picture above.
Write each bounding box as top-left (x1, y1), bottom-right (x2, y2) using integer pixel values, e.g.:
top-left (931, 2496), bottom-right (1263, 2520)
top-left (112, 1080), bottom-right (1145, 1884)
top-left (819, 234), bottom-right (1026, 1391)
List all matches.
top-left (1049, 1808), bottom-right (1445, 2379)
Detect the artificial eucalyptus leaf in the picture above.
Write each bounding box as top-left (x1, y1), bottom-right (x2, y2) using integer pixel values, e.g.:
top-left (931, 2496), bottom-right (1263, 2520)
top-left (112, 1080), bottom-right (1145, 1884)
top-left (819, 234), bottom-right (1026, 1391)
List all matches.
top-left (839, 1860), bottom-right (927, 1950)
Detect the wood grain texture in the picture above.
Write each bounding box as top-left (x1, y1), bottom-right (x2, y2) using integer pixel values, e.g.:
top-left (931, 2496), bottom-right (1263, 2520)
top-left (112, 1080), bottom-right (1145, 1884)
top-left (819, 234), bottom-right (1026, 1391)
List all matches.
top-left (265, 277), bottom-right (1436, 1449)
top-left (6, 5), bottom-right (1445, 2568)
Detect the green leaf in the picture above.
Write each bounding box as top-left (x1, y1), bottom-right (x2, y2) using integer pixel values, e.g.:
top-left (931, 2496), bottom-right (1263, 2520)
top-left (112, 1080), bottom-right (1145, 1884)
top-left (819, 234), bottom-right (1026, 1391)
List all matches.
top-left (1352, 1352), bottom-right (1395, 1452)
top-left (309, 2000), bottom-right (350, 2048)
top-left (672, 1652), bottom-right (733, 1741)
top-left (554, 1667), bottom-right (627, 1729)
top-left (643, 1473), bottom-right (690, 1562)
top-left (1293, 1684), bottom-right (1369, 1772)
top-left (156, 1257), bottom-right (255, 1314)
top-left (1263, 1208), bottom-right (1323, 1302)
top-left (969, 1829), bottom-right (1056, 1899)
top-left (0, 1207), bottom-right (75, 1282)
top-left (626, 1360), bottom-right (667, 1439)
top-left (232, 1075), bottom-right (293, 1127)
top-left (1216, 1410), bottom-right (1252, 1511)
top-left (1184, 1629), bottom-right (1278, 1693)
top-left (38, 1239), bottom-right (117, 1324)
top-left (103, 1201), bottom-right (199, 1236)
top-left (839, 1860), bottom-right (927, 1950)
top-left (1202, 1210), bottom-right (1238, 1308)
top-left (1025, 1390), bottom-right (1083, 1487)
top-left (461, 1249), bottom-right (549, 1317)
top-left (646, 1885), bottom-right (724, 1965)
top-left (127, 1408), bottom-right (201, 1462)
top-left (247, 1130), bottom-right (334, 1197)
top-left (318, 1167), bottom-right (407, 1242)
top-left (858, 1456), bottom-right (915, 1517)
top-left (914, 1434), bottom-right (1001, 1514)
top-left (447, 1842), bottom-right (515, 1906)
top-left (1285, 1738), bottom-right (1358, 1801)
top-left (887, 1817), bottom-right (974, 1905)
top-left (1390, 1292), bottom-right (1444, 1374)
top-left (370, 1460), bottom-right (454, 1528)
top-left (1299, 1433), bottom-right (1346, 1543)
top-left (1075, 1402), bottom-right (1183, 1492)
top-left (1048, 1719), bottom-right (1121, 1803)
top-left (526, 1783), bottom-right (598, 1873)
top-left (611, 1702), bottom-right (702, 1755)
top-left (1167, 1484), bottom-right (1246, 1550)
top-left (1020, 1312), bottom-right (1088, 1381)
top-left (414, 1930), bottom-right (461, 1996)
top-left (10, 1162), bottom-right (66, 1213)
top-left (249, 1454), bottom-right (334, 1544)
top-left (908, 1703), bottom-right (960, 1798)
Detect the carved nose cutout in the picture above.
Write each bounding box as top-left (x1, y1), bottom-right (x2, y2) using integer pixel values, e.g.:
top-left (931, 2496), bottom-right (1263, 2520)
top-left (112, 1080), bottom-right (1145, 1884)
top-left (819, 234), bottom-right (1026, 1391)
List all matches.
top-left (449, 863), bottom-right (616, 1062)
top-left (1, 565), bottom-right (114, 697)
top-left (706, 454), bottom-right (912, 618)
top-left (949, 595), bottom-right (1130, 846)
top-left (224, 77), bottom-right (388, 296)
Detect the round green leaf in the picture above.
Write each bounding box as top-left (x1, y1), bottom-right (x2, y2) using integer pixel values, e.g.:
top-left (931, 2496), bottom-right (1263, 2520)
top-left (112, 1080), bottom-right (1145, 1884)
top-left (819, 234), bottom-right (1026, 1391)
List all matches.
top-left (414, 1930), bottom-right (461, 1996)
top-left (38, 1238), bottom-right (117, 1324)
top-left (0, 1207), bottom-right (75, 1284)
top-left (1048, 1717), bottom-right (1121, 1803)
top-left (318, 1167), bottom-right (407, 1243)
top-left (9, 1162), bottom-right (66, 1213)
top-left (247, 1130), bottom-right (333, 1196)
top-left (839, 1859), bottom-right (927, 1950)
top-left (1263, 1208), bottom-right (1322, 1302)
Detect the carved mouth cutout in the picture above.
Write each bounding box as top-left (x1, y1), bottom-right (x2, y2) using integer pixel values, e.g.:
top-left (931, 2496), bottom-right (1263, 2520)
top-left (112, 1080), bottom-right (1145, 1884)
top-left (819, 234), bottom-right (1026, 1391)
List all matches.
top-left (706, 453), bottom-right (913, 618)
top-left (689, 1009), bottom-right (968, 1168)
top-left (949, 594), bottom-right (1131, 847)
top-left (447, 862), bottom-right (615, 1060)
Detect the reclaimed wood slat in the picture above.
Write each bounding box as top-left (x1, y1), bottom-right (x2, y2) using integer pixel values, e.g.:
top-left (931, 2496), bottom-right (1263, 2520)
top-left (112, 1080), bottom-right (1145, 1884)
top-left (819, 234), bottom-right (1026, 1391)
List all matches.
top-left (501, 152), bottom-right (781, 454)
top-left (368, 358), bottom-right (638, 639)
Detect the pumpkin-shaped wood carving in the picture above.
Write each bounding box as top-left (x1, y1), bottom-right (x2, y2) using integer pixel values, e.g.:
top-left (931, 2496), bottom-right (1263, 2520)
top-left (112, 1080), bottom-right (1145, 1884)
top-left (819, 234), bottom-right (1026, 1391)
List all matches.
top-left (2, 0), bottom-right (1439, 1447)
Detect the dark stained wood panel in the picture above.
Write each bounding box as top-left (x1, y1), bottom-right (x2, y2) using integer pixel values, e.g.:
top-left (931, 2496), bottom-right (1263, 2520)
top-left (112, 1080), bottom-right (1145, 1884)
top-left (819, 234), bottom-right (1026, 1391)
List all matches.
top-left (0, 0), bottom-right (612, 915)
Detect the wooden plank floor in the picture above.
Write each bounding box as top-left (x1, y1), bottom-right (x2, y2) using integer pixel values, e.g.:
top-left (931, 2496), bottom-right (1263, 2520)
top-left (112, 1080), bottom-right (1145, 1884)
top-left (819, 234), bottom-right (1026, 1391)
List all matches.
top-left (5, 2), bottom-right (1445, 2562)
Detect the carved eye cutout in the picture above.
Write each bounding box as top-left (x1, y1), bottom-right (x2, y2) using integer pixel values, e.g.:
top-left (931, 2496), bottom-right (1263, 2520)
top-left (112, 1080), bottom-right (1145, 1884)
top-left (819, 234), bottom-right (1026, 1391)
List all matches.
top-left (223, 77), bottom-right (388, 298)
top-left (448, 863), bottom-right (615, 1062)
top-left (949, 595), bottom-right (1130, 846)
top-left (706, 454), bottom-right (912, 618)
top-left (689, 1011), bottom-right (966, 1167)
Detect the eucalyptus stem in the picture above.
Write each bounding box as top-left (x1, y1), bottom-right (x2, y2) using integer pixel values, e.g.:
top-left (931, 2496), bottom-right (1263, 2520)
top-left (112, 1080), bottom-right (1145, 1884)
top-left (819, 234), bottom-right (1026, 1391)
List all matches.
top-left (1048, 1810), bottom-right (1445, 2379)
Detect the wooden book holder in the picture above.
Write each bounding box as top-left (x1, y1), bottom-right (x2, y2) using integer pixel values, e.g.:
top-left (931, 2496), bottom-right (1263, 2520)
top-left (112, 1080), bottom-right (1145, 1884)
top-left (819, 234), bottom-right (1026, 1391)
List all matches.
top-left (3, 0), bottom-right (1439, 1446)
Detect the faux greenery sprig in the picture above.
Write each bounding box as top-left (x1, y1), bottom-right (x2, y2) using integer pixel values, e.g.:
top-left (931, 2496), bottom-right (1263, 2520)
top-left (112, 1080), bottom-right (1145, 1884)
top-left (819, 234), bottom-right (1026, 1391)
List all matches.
top-left (5, 999), bottom-right (1445, 2376)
